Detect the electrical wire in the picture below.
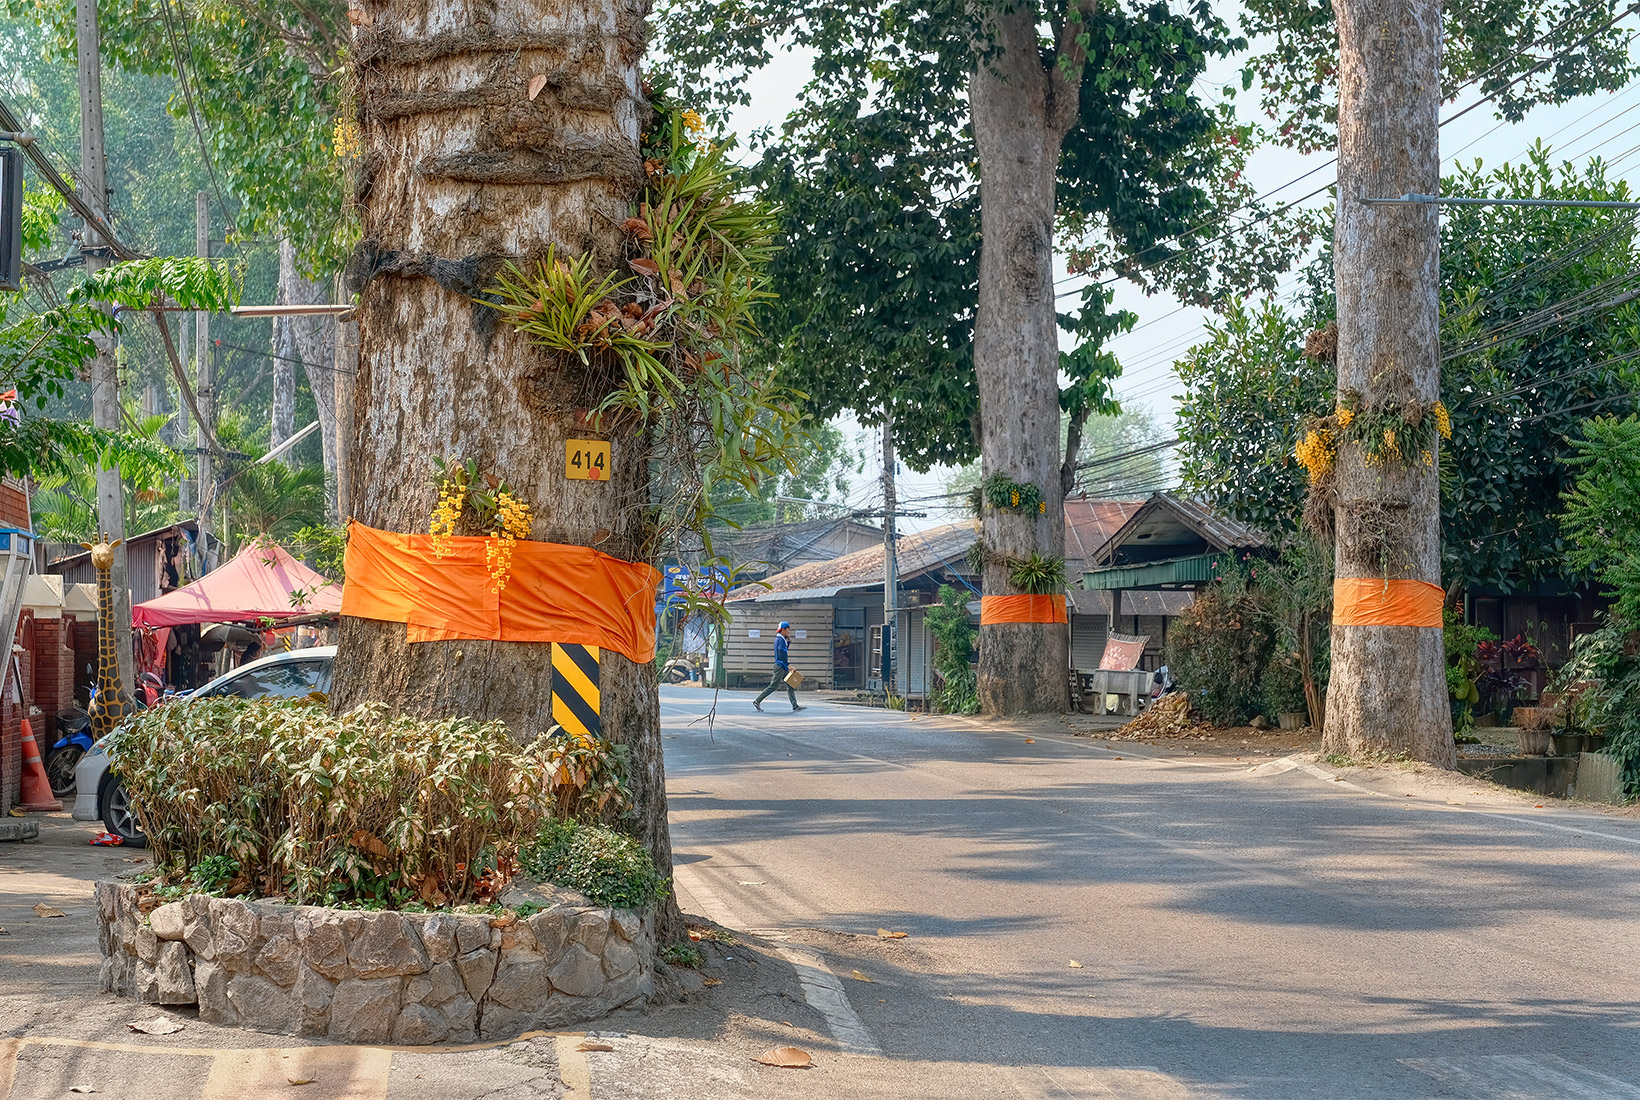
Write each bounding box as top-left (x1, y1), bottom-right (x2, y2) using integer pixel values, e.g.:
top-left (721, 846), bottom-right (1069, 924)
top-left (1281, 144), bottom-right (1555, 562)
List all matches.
top-left (158, 0), bottom-right (236, 232)
top-left (1052, 0), bottom-right (1640, 305)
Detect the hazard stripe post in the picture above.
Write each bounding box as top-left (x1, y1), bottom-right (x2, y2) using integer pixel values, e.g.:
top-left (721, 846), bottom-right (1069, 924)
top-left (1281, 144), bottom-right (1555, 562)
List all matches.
top-left (551, 643), bottom-right (601, 738)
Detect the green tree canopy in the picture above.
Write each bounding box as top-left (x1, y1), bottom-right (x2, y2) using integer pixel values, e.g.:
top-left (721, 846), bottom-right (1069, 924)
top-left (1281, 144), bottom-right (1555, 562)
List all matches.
top-left (1241, 0), bottom-right (1640, 154)
top-left (1177, 152), bottom-right (1640, 594)
top-left (657, 0), bottom-right (1303, 471)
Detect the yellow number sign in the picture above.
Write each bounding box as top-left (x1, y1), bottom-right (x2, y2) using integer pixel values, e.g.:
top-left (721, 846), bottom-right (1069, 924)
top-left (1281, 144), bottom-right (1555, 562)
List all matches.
top-left (565, 439), bottom-right (611, 481)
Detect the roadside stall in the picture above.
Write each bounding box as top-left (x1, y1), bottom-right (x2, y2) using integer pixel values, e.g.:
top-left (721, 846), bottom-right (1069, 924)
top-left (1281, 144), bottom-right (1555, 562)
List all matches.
top-left (131, 543), bottom-right (341, 688)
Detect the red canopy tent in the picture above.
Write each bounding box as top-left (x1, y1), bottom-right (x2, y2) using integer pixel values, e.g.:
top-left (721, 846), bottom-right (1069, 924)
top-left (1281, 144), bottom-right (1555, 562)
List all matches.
top-left (132, 542), bottom-right (342, 628)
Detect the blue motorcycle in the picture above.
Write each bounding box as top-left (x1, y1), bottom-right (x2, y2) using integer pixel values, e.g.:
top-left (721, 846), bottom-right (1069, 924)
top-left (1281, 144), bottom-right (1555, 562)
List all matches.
top-left (45, 674), bottom-right (163, 796)
top-left (44, 705), bottom-right (93, 797)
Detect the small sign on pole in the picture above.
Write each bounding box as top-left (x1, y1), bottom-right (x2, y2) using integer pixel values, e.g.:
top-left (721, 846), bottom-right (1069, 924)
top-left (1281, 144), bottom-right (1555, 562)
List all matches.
top-left (0, 147), bottom-right (22, 293)
top-left (565, 439), bottom-right (611, 481)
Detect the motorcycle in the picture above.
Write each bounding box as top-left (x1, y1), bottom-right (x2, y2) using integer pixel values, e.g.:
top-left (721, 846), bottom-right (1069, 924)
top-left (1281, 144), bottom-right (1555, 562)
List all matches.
top-left (44, 706), bottom-right (93, 797)
top-left (44, 674), bottom-right (165, 797)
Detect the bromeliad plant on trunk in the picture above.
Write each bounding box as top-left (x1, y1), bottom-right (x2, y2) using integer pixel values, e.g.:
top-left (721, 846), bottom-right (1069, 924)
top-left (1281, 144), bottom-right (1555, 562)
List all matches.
top-left (480, 104), bottom-right (800, 558)
top-left (333, 1), bottom-right (802, 949)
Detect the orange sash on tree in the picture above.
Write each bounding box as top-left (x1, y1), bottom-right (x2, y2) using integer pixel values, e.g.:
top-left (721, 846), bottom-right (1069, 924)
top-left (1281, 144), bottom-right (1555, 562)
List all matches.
top-left (340, 523), bottom-right (662, 662)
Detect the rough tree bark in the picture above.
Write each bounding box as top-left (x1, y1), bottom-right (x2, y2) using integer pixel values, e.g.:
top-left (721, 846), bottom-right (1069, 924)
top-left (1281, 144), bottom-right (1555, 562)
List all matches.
top-left (971, 1), bottom-right (1093, 714)
top-left (329, 0), bottom-right (677, 932)
top-left (1325, 0), bottom-right (1454, 764)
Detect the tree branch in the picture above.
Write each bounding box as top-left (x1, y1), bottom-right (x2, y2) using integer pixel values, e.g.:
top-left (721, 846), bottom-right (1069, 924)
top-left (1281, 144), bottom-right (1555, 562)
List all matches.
top-left (1048, 0), bottom-right (1098, 138)
top-left (151, 310), bottom-right (226, 458)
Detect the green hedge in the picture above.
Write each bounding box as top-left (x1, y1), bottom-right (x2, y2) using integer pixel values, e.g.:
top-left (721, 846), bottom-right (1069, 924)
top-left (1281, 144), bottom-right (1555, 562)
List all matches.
top-left (519, 820), bottom-right (669, 909)
top-left (114, 697), bottom-right (560, 906)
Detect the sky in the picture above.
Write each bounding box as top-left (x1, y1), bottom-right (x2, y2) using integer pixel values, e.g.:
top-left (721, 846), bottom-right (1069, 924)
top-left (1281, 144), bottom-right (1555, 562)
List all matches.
top-left (702, 15), bottom-right (1640, 531)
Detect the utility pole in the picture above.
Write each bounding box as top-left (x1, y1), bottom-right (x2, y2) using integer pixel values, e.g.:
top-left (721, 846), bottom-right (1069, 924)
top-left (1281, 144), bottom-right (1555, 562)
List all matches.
top-left (881, 415), bottom-right (898, 697)
top-left (194, 191), bottom-right (214, 562)
top-left (333, 312), bottom-right (356, 523)
top-left (77, 0), bottom-right (132, 689)
top-left (176, 314), bottom-right (191, 513)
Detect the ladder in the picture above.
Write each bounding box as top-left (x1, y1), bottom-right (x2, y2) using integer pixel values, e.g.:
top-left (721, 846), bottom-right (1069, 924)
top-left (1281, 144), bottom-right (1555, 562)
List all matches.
top-left (0, 527), bottom-right (34, 701)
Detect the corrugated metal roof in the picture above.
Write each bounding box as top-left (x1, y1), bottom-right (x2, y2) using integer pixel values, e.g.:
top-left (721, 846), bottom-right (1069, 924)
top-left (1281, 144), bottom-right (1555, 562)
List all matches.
top-left (1068, 589), bottom-right (1197, 616)
top-left (1065, 497), bottom-right (1146, 572)
top-left (1089, 492), bottom-right (1267, 567)
top-left (728, 521), bottom-right (980, 601)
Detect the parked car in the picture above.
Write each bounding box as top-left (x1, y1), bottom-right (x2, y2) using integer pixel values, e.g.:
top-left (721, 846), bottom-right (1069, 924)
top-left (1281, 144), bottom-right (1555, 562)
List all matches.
top-left (73, 646), bottom-right (337, 847)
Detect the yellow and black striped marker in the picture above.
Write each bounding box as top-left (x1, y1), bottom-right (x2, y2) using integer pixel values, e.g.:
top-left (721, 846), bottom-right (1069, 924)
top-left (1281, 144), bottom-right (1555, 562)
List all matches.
top-left (550, 643), bottom-right (601, 738)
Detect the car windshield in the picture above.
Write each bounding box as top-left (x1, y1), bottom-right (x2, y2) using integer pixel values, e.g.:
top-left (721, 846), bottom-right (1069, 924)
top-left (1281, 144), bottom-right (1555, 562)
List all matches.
top-left (209, 659), bottom-right (332, 700)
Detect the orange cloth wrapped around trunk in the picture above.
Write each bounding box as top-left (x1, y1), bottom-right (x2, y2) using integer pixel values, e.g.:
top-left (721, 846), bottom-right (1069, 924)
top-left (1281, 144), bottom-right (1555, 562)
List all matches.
top-left (340, 523), bottom-right (662, 662)
top-left (1332, 577), bottom-right (1444, 628)
top-left (979, 594), bottom-right (1068, 625)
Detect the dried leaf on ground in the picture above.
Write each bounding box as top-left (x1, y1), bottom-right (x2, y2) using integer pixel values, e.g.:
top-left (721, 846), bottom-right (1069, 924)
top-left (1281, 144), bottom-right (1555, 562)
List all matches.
top-left (876, 929), bottom-right (908, 939)
top-left (849, 969), bottom-right (874, 983)
top-left (287, 1075), bottom-right (315, 1085)
top-left (576, 1040), bottom-right (615, 1052)
top-left (127, 1016), bottom-right (185, 1035)
top-left (756, 1046), bottom-right (814, 1069)
top-left (1068, 960), bottom-right (1084, 969)
top-left (1115, 692), bottom-right (1192, 738)
top-left (33, 902), bottom-right (65, 918)
top-left (527, 74), bottom-right (548, 101)
top-left (703, 977), bottom-right (721, 987)
top-left (68, 1087), bottom-right (96, 1094)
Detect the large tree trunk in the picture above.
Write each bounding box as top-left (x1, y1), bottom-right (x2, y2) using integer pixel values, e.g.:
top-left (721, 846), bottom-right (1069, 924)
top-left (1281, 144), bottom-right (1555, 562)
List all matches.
top-left (330, 0), bottom-right (675, 932)
top-left (1325, 0), bottom-right (1454, 764)
top-left (970, 3), bottom-right (1079, 714)
top-left (277, 239), bottom-right (338, 500)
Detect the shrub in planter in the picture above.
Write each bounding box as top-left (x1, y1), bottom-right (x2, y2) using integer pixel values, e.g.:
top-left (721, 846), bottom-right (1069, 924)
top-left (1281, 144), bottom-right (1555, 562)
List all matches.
top-left (112, 697), bottom-right (576, 906)
top-left (519, 819), bottom-right (669, 909)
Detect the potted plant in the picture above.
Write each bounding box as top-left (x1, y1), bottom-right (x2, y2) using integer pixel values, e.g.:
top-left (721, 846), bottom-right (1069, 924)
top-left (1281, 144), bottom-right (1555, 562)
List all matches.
top-left (1261, 651), bottom-right (1311, 730)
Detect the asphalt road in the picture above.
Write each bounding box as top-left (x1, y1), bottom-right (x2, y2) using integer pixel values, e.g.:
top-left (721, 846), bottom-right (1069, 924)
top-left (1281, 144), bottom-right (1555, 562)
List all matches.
top-left (6, 688), bottom-right (1640, 1099)
top-left (652, 686), bottom-right (1640, 1099)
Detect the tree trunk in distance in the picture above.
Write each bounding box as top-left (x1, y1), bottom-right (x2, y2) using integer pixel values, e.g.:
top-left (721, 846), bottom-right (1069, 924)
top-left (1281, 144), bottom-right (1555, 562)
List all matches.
top-left (278, 240), bottom-right (338, 497)
top-left (971, 3), bottom-right (1071, 714)
top-left (329, 0), bottom-right (676, 935)
top-left (1325, 0), bottom-right (1454, 765)
top-left (333, 315), bottom-right (357, 523)
top-left (272, 242), bottom-right (298, 464)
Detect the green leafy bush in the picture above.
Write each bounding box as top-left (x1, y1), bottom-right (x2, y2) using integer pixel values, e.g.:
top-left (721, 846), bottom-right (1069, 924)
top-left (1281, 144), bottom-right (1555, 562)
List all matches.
top-left (1166, 564), bottom-right (1276, 726)
top-left (518, 820), bottom-right (670, 909)
top-left (1555, 621), bottom-right (1640, 799)
top-left (926, 585), bottom-right (978, 714)
top-left (112, 697), bottom-right (560, 906)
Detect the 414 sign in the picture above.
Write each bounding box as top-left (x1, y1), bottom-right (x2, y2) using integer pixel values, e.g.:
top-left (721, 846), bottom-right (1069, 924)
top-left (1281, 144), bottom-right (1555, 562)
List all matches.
top-left (565, 439), bottom-right (610, 481)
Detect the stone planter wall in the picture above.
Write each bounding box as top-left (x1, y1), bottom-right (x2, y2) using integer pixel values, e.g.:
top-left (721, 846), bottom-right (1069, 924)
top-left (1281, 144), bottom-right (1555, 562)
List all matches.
top-left (95, 882), bottom-right (654, 1044)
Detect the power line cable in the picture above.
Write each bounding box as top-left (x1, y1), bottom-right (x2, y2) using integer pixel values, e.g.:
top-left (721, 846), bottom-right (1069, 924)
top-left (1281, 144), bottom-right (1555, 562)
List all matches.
top-left (1053, 1), bottom-right (1640, 305)
top-left (158, 0), bottom-right (236, 232)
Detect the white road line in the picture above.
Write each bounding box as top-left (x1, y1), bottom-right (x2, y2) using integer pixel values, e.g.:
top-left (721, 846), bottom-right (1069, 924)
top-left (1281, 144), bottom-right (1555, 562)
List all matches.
top-left (1403, 1054), bottom-right (1640, 1099)
top-left (777, 946), bottom-right (883, 1056)
top-left (671, 862), bottom-right (882, 1057)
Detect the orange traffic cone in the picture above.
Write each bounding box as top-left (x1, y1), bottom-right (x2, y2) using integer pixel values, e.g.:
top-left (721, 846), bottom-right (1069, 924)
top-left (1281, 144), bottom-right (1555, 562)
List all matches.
top-left (18, 718), bottom-right (62, 812)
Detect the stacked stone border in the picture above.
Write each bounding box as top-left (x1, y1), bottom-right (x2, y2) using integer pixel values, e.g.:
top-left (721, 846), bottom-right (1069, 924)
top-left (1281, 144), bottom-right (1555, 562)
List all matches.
top-left (96, 882), bottom-right (654, 1043)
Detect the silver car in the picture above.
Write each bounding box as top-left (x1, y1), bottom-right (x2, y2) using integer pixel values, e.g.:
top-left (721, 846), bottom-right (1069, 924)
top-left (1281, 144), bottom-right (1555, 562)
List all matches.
top-left (73, 646), bottom-right (337, 846)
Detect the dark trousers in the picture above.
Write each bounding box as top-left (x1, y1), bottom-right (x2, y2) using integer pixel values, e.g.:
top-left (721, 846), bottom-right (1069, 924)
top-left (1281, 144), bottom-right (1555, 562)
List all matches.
top-left (756, 669), bottom-right (798, 708)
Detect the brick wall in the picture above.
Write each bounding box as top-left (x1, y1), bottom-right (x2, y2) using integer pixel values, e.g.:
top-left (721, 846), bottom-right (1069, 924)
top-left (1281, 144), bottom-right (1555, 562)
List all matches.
top-left (0, 480), bottom-right (27, 813)
top-left (27, 615), bottom-right (75, 739)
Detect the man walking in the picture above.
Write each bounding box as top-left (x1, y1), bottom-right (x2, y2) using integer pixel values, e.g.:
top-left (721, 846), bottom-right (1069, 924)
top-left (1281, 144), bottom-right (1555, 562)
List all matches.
top-left (754, 622), bottom-right (806, 712)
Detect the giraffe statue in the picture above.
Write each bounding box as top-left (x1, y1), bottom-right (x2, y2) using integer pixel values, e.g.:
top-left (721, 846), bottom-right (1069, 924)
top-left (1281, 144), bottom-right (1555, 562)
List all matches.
top-left (82, 534), bottom-right (135, 742)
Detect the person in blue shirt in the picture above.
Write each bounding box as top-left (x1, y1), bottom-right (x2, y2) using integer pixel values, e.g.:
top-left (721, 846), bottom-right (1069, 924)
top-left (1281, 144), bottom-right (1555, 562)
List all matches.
top-left (754, 621), bottom-right (806, 712)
